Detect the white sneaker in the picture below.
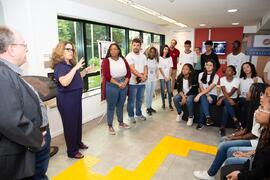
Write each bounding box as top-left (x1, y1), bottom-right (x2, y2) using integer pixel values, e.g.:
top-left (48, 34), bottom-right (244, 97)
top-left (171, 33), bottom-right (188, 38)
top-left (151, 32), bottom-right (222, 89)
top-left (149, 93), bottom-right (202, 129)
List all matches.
top-left (176, 112), bottom-right (183, 122)
top-left (129, 117), bottom-right (136, 124)
top-left (193, 170), bottom-right (215, 180)
top-left (137, 115), bottom-right (146, 121)
top-left (187, 117), bottom-right (194, 126)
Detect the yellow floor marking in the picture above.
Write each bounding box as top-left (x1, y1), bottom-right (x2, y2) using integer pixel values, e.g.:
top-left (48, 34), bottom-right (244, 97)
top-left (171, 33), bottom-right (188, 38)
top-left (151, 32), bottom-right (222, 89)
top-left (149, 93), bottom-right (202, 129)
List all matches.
top-left (53, 136), bottom-right (217, 180)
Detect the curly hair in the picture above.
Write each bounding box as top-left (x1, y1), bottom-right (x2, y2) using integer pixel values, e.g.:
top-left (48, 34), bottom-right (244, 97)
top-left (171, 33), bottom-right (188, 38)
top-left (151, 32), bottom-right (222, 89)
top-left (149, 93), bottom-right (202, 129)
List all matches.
top-left (51, 41), bottom-right (76, 69)
top-left (240, 62), bottom-right (257, 79)
top-left (145, 46), bottom-right (159, 62)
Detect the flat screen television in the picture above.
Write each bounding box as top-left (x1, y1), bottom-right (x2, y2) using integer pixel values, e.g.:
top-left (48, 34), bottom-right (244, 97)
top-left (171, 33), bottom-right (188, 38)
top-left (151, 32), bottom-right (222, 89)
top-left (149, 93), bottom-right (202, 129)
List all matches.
top-left (202, 41), bottom-right (226, 55)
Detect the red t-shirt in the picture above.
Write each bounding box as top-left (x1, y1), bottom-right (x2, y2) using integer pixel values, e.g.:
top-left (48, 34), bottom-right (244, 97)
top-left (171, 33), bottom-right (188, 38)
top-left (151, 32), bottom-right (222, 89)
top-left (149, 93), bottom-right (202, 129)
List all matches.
top-left (169, 48), bottom-right (180, 69)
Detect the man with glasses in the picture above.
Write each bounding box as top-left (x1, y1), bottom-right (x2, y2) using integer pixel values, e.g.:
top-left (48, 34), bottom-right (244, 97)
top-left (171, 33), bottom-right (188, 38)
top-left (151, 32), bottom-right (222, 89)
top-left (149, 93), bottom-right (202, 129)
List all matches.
top-left (178, 40), bottom-right (197, 74)
top-left (0, 26), bottom-right (50, 179)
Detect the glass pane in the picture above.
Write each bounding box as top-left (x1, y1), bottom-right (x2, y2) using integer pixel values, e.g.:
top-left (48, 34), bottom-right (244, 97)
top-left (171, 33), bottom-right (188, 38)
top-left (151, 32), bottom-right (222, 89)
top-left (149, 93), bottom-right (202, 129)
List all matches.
top-left (111, 27), bottom-right (127, 56)
top-left (143, 32), bottom-right (151, 49)
top-left (129, 30), bottom-right (140, 51)
top-left (57, 19), bottom-right (83, 61)
top-left (88, 75), bottom-right (101, 89)
top-left (153, 34), bottom-right (161, 44)
top-left (85, 23), bottom-right (109, 90)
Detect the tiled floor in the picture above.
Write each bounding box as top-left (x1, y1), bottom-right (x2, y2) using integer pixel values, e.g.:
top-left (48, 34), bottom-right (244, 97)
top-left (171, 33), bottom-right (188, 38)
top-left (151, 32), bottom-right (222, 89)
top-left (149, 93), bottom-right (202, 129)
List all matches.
top-left (47, 94), bottom-right (233, 180)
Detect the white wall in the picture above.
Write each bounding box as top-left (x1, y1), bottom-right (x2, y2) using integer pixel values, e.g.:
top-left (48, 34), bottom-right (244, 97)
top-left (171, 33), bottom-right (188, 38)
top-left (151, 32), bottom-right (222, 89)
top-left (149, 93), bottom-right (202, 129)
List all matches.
top-left (1, 0), bottom-right (165, 137)
top-left (164, 27), bottom-right (195, 52)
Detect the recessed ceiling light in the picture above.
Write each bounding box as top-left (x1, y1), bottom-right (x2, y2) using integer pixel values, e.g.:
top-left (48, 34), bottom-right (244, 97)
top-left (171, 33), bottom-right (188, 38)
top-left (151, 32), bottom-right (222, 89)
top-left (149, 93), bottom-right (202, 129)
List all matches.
top-left (227, 9), bottom-right (238, 13)
top-left (232, 22), bottom-right (239, 25)
top-left (199, 24), bottom-right (206, 27)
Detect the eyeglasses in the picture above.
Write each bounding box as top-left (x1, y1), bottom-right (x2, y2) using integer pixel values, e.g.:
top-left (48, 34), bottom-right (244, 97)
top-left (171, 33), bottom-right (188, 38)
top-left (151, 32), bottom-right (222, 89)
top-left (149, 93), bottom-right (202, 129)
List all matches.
top-left (64, 48), bottom-right (75, 53)
top-left (12, 43), bottom-right (28, 49)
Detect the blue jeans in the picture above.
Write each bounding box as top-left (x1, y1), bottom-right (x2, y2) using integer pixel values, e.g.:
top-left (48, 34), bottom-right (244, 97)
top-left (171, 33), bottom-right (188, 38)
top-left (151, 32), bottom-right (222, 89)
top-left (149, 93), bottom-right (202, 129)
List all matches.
top-left (160, 79), bottom-right (172, 106)
top-left (127, 84), bottom-right (145, 117)
top-left (173, 94), bottom-right (195, 117)
top-left (221, 99), bottom-right (237, 127)
top-left (145, 81), bottom-right (156, 109)
top-left (224, 146), bottom-right (254, 166)
top-left (198, 94), bottom-right (217, 124)
top-left (33, 128), bottom-right (51, 180)
top-left (207, 140), bottom-right (252, 176)
top-left (106, 82), bottom-right (128, 127)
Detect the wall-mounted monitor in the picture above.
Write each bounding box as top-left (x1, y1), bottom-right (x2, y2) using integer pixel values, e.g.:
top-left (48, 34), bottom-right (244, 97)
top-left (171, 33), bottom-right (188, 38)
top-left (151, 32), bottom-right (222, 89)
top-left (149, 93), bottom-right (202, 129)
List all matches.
top-left (202, 41), bottom-right (227, 55)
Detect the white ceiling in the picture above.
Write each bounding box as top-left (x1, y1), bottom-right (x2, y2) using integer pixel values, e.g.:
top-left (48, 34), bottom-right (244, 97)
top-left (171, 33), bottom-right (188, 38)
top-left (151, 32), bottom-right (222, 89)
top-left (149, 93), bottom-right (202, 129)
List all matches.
top-left (72, 0), bottom-right (270, 28)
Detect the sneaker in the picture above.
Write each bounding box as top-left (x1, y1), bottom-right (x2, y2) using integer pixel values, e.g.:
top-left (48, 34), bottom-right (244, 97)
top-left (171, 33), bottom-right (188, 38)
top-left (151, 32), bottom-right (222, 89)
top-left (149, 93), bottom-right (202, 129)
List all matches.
top-left (146, 108), bottom-right (152, 116)
top-left (119, 123), bottom-right (130, 129)
top-left (193, 170), bottom-right (215, 180)
top-left (108, 127), bottom-right (116, 135)
top-left (219, 128), bottom-right (226, 137)
top-left (206, 117), bottom-right (214, 126)
top-left (169, 105), bottom-right (174, 111)
top-left (150, 107), bottom-right (157, 113)
top-left (137, 115), bottom-right (146, 121)
top-left (187, 117), bottom-right (194, 126)
top-left (129, 117), bottom-right (136, 124)
top-left (162, 104), bottom-right (165, 109)
top-left (176, 112), bottom-right (183, 122)
top-left (196, 123), bottom-right (204, 130)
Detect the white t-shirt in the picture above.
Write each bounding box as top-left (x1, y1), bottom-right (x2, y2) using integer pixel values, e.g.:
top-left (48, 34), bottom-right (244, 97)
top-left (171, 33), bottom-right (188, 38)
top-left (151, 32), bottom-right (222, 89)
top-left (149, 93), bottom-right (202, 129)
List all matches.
top-left (219, 77), bottom-right (240, 99)
top-left (198, 72), bottom-right (219, 96)
top-left (178, 51), bottom-right (197, 74)
top-left (147, 58), bottom-right (158, 82)
top-left (227, 52), bottom-right (248, 77)
top-left (109, 57), bottom-right (127, 78)
top-left (183, 79), bottom-right (190, 94)
top-left (250, 110), bottom-right (262, 148)
top-left (263, 61), bottom-right (270, 82)
top-left (158, 56), bottom-right (173, 79)
top-left (239, 76), bottom-right (263, 98)
top-left (126, 52), bottom-right (147, 85)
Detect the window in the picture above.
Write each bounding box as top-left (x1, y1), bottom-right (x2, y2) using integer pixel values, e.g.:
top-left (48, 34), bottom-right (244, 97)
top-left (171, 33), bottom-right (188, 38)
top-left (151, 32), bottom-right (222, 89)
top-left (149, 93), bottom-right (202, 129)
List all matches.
top-left (143, 32), bottom-right (152, 50)
top-left (153, 34), bottom-right (161, 44)
top-left (57, 19), bottom-right (84, 60)
top-left (57, 17), bottom-right (165, 92)
top-left (129, 30), bottom-right (140, 52)
top-left (111, 27), bottom-right (127, 56)
top-left (85, 24), bottom-right (109, 89)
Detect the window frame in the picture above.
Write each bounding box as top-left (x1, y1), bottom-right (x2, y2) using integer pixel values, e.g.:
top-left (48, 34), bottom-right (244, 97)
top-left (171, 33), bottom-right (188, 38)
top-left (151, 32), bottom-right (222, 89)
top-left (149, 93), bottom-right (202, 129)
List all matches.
top-left (58, 16), bottom-right (165, 92)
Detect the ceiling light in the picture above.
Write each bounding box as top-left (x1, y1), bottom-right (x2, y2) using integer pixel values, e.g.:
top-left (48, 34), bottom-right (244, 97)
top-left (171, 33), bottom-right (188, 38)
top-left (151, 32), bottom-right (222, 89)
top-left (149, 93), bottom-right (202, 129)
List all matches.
top-left (174, 22), bottom-right (188, 28)
top-left (130, 4), bottom-right (160, 16)
top-left (116, 0), bottom-right (133, 5)
top-left (158, 15), bottom-right (177, 23)
top-left (227, 9), bottom-right (238, 13)
top-left (232, 22), bottom-right (239, 25)
top-left (199, 24), bottom-right (206, 27)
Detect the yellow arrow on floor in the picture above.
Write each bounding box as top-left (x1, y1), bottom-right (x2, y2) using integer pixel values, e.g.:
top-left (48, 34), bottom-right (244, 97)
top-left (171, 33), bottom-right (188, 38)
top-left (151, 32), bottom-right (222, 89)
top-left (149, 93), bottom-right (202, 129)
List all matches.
top-left (53, 136), bottom-right (217, 180)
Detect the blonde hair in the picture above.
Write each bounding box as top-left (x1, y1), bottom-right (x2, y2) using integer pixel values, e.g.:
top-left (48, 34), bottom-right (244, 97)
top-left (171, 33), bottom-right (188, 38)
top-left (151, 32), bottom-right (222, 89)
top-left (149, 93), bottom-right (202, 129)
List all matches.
top-left (51, 41), bottom-right (77, 69)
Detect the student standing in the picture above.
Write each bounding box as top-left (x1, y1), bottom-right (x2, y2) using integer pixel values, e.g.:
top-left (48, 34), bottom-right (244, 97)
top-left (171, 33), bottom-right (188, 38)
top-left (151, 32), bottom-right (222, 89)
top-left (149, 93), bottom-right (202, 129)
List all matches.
top-left (201, 40), bottom-right (220, 72)
top-left (145, 47), bottom-right (159, 115)
top-left (169, 39), bottom-right (180, 95)
top-left (263, 60), bottom-right (270, 85)
top-left (178, 40), bottom-right (197, 74)
top-left (216, 66), bottom-right (241, 136)
top-left (126, 38), bottom-right (148, 123)
top-left (227, 40), bottom-right (247, 77)
top-left (159, 45), bottom-right (174, 110)
top-left (194, 59), bottom-right (219, 129)
top-left (174, 64), bottom-right (198, 126)
top-left (101, 43), bottom-right (131, 135)
top-left (194, 47), bottom-right (202, 76)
